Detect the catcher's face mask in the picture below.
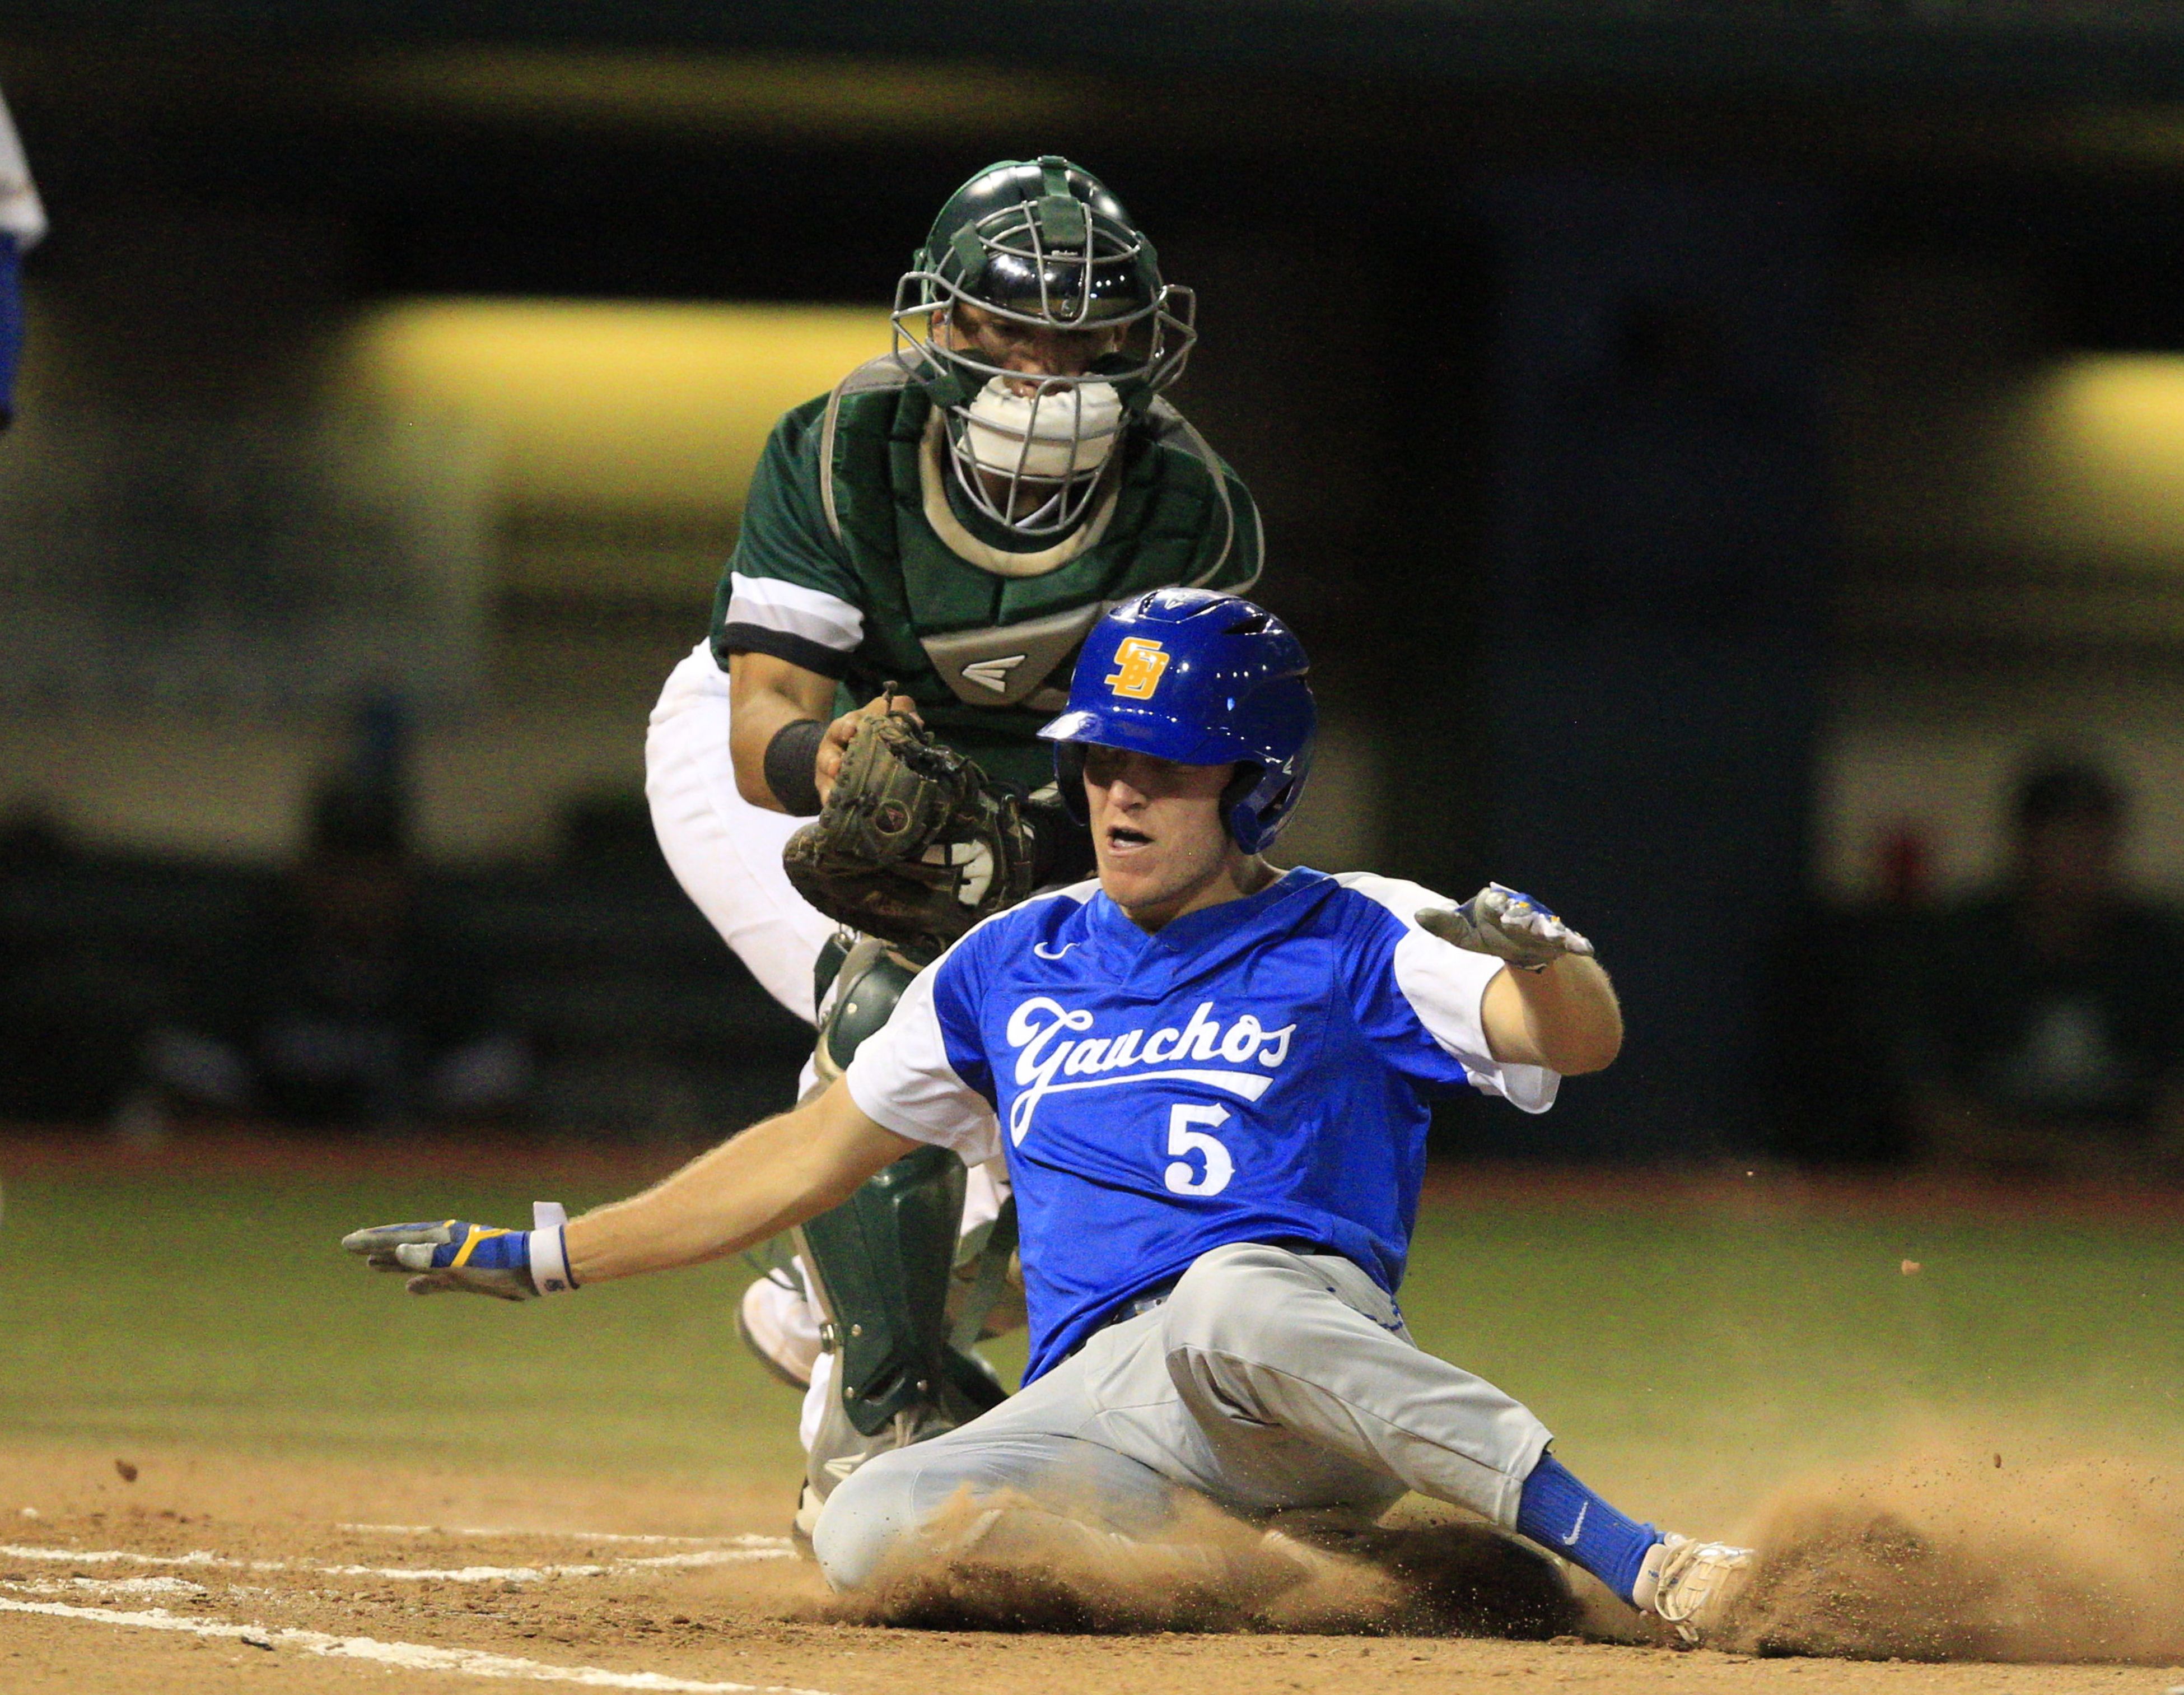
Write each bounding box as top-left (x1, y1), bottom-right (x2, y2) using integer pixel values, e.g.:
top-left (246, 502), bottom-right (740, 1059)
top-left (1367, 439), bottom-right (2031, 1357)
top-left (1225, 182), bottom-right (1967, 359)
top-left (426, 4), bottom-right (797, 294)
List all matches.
top-left (894, 157), bottom-right (1195, 540)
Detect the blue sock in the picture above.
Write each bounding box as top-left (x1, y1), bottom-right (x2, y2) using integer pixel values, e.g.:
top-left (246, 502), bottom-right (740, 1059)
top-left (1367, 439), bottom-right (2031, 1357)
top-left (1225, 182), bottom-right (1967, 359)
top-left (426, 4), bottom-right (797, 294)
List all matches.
top-left (1513, 1452), bottom-right (1662, 1605)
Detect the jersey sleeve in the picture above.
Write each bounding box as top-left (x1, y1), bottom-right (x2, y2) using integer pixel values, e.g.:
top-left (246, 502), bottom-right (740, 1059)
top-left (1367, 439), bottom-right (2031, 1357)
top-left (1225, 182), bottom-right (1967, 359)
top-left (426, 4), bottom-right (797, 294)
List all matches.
top-left (710, 400), bottom-right (865, 681)
top-left (1334, 874), bottom-right (1560, 1114)
top-left (842, 935), bottom-right (1002, 1163)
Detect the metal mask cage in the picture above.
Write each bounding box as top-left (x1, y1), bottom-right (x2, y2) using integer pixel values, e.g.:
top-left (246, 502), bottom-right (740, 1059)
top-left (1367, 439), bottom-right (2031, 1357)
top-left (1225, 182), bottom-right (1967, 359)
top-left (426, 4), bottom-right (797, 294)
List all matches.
top-left (890, 202), bottom-right (1198, 540)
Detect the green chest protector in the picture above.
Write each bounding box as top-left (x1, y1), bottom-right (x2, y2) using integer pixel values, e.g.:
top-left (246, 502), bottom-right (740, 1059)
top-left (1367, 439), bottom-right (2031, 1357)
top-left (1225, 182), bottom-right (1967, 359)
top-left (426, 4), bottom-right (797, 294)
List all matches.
top-left (815, 360), bottom-right (1253, 791)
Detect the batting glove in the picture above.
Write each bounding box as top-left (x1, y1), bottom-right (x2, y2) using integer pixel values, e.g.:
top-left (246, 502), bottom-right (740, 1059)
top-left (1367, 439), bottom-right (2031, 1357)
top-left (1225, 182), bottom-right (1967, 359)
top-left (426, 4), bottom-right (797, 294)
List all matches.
top-left (1417, 883), bottom-right (1596, 973)
top-left (342, 1203), bottom-right (575, 1300)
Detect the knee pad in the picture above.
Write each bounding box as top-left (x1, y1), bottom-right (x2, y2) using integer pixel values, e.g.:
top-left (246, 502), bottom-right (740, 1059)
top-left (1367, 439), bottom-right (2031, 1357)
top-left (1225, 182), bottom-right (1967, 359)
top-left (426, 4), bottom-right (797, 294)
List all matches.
top-left (798, 1143), bottom-right (1001, 1436)
top-left (811, 935), bottom-right (918, 1083)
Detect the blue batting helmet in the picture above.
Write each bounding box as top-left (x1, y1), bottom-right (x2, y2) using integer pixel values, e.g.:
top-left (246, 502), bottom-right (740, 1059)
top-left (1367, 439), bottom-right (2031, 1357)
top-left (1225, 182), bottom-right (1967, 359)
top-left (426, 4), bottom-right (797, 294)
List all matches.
top-left (1038, 588), bottom-right (1315, 853)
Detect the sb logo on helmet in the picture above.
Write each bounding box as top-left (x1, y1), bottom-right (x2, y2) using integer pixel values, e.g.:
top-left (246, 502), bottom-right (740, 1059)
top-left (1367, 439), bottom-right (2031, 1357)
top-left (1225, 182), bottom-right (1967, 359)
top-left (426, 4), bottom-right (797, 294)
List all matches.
top-left (1104, 637), bottom-right (1170, 701)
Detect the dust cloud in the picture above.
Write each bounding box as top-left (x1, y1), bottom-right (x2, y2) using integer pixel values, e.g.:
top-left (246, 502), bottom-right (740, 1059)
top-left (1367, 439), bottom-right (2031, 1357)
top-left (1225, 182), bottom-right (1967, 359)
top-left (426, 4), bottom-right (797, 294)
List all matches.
top-left (816, 1444), bottom-right (2184, 1661)
top-left (819, 1489), bottom-right (1579, 1640)
top-left (1728, 1447), bottom-right (2184, 1662)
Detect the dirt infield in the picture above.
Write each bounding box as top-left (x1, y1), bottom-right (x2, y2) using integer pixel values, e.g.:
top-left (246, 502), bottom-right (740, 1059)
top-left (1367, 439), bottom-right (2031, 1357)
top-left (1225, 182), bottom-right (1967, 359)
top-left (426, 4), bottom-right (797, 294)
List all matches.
top-left (2, 1441), bottom-right (2180, 1695)
top-left (6, 1133), bottom-right (2184, 1693)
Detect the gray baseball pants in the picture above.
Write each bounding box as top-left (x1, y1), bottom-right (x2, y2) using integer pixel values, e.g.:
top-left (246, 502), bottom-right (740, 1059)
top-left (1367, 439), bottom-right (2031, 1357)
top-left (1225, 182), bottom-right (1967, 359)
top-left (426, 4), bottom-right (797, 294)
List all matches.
top-left (811, 1240), bottom-right (1555, 1590)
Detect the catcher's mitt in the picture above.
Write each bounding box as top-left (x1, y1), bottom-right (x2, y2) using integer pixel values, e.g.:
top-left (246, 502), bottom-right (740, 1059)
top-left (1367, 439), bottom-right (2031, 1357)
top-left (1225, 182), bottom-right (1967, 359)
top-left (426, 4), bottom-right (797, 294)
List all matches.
top-left (784, 711), bottom-right (1038, 957)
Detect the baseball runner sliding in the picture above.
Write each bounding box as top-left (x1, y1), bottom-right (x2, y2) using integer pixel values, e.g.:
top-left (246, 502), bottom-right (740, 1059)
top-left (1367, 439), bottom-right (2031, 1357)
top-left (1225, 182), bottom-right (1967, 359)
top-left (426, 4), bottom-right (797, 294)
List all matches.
top-left (347, 590), bottom-right (1756, 1643)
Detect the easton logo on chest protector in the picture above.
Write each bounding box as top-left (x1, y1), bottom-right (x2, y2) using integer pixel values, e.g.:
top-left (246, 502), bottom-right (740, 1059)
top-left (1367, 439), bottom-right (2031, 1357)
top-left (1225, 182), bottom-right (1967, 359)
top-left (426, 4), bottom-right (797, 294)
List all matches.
top-left (1104, 637), bottom-right (1171, 700)
top-left (1002, 995), bottom-right (1296, 1144)
top-left (962, 655), bottom-right (1026, 692)
top-left (919, 602), bottom-right (1112, 711)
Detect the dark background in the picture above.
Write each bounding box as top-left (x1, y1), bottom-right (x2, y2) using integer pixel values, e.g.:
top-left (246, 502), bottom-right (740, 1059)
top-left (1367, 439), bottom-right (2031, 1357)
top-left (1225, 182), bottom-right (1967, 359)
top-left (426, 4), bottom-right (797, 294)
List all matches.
top-left (8, 3), bottom-right (2184, 1157)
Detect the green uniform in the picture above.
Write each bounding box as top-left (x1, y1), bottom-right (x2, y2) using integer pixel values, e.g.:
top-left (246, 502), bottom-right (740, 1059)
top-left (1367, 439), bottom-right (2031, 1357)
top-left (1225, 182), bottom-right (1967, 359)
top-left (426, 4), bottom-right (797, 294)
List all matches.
top-left (712, 358), bottom-right (1261, 792)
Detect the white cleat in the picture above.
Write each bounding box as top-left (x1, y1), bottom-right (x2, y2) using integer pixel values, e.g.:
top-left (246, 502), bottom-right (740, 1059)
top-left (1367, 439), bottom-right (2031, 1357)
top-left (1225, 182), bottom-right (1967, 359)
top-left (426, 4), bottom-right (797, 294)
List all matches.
top-left (789, 1480), bottom-right (822, 1559)
top-left (736, 1275), bottom-right (824, 1390)
top-left (1632, 1533), bottom-right (1755, 1646)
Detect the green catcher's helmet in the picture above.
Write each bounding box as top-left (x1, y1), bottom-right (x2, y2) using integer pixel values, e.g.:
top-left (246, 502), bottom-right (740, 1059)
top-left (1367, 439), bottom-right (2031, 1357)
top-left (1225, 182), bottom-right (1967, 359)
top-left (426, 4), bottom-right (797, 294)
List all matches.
top-left (893, 156), bottom-right (1196, 539)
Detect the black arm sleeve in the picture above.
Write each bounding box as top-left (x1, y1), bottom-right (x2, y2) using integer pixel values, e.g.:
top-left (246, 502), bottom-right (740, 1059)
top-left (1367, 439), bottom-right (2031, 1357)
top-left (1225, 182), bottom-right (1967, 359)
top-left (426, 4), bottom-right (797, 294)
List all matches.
top-left (763, 719), bottom-right (827, 818)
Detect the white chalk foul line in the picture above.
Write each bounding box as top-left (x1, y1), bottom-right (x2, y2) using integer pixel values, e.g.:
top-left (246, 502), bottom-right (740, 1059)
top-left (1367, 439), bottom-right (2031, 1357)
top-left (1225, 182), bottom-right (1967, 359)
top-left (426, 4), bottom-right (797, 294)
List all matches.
top-left (340, 1525), bottom-right (785, 1549)
top-left (1, 1544), bottom-right (235, 1569)
top-left (3, 1574), bottom-right (211, 1598)
top-left (0, 1543), bottom-right (791, 1583)
top-left (0, 1597), bottom-right (836, 1694)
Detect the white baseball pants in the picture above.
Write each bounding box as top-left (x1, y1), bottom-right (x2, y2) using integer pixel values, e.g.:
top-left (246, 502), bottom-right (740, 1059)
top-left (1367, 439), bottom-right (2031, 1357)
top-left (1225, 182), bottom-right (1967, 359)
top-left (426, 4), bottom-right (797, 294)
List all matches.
top-left (646, 640), bottom-right (838, 1026)
top-left (810, 1241), bottom-right (1555, 1590)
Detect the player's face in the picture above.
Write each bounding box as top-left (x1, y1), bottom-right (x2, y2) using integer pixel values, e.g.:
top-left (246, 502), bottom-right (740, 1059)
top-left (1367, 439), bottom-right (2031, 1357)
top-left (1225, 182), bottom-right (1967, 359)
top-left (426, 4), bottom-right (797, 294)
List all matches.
top-left (936, 301), bottom-right (1122, 394)
top-left (1081, 745), bottom-right (1257, 930)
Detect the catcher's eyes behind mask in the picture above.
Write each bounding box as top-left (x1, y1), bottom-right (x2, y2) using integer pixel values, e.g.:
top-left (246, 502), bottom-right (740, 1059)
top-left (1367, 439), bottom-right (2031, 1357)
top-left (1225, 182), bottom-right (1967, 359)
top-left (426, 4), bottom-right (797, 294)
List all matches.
top-left (893, 156), bottom-right (1194, 539)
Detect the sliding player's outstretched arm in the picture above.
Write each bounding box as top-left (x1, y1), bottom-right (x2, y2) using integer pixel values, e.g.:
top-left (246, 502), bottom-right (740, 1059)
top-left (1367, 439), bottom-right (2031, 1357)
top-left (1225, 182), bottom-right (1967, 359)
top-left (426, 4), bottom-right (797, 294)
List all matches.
top-left (1420, 883), bottom-right (1623, 1075)
top-left (567, 1087), bottom-right (912, 1284)
top-left (342, 1081), bottom-right (916, 1298)
top-left (1481, 947), bottom-right (1621, 1075)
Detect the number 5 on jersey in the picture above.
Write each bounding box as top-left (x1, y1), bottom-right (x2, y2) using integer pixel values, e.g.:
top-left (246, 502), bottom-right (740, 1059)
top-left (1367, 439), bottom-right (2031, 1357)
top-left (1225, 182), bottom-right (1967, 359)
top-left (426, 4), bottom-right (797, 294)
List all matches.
top-left (1164, 1103), bottom-right (1234, 1196)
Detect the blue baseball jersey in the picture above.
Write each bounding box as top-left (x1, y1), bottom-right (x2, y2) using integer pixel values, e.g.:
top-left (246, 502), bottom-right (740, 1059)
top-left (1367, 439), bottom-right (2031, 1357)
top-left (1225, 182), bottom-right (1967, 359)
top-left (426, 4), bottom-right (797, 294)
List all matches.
top-left (845, 867), bottom-right (1558, 1383)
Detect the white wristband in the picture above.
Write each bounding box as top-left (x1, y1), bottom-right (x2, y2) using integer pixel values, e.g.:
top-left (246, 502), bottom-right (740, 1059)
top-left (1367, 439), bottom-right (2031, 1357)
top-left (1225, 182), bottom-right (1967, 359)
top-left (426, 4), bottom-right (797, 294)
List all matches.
top-left (528, 1201), bottom-right (574, 1295)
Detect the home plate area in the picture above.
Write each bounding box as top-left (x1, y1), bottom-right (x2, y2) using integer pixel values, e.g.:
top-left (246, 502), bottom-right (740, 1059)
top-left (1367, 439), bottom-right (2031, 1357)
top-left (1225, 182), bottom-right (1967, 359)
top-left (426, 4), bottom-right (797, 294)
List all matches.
top-left (0, 1515), bottom-right (831, 1693)
top-left (1, 1448), bottom-right (2180, 1695)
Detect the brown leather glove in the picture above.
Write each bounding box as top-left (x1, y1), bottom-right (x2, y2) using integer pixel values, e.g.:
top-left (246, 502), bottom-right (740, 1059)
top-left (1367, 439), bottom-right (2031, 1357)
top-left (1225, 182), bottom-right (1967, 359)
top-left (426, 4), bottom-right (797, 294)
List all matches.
top-left (783, 711), bottom-right (1038, 958)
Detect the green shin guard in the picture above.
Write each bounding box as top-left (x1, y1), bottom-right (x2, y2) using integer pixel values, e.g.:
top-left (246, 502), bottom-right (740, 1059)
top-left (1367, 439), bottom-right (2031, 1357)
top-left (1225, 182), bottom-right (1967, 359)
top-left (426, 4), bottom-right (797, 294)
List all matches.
top-left (795, 937), bottom-right (1006, 1510)
top-left (796, 1145), bottom-right (1002, 1436)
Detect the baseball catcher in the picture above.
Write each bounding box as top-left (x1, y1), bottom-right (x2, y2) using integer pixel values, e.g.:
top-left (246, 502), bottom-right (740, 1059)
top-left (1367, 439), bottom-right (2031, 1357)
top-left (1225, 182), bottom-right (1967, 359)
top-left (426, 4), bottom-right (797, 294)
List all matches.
top-left (347, 592), bottom-right (1757, 1645)
top-left (642, 157), bottom-right (1262, 1532)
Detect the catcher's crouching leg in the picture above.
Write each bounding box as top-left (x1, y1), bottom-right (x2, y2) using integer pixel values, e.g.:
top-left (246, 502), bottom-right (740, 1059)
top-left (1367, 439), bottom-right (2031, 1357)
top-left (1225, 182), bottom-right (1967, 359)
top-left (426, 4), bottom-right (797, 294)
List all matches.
top-left (792, 938), bottom-right (1006, 1545)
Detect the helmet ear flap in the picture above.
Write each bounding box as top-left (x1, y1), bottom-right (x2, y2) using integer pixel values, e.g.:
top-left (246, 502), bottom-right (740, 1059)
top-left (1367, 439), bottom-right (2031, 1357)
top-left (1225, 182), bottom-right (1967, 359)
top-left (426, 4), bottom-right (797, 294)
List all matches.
top-left (1221, 763), bottom-right (1264, 852)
